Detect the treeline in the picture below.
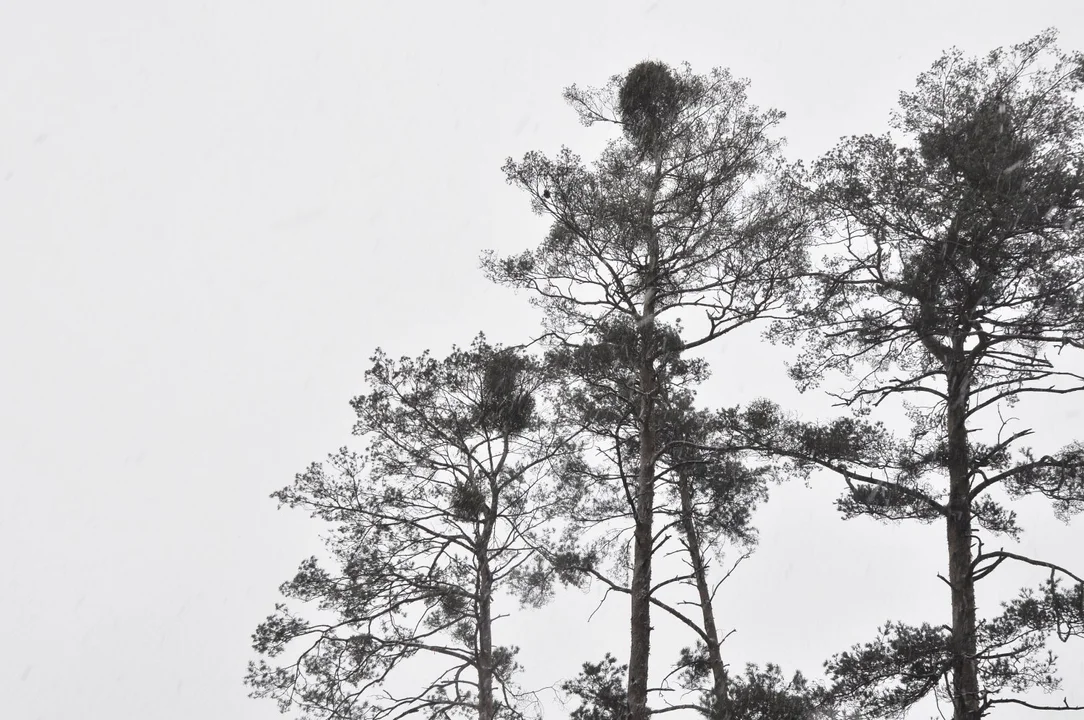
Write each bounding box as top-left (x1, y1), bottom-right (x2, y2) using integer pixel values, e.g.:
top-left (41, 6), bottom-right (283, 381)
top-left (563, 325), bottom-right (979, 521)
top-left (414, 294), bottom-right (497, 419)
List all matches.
top-left (245, 30), bottom-right (1084, 720)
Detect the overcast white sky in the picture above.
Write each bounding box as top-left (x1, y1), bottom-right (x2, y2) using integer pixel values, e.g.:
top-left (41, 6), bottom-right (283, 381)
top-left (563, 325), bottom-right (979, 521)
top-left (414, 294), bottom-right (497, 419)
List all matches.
top-left (2, 1), bottom-right (1083, 719)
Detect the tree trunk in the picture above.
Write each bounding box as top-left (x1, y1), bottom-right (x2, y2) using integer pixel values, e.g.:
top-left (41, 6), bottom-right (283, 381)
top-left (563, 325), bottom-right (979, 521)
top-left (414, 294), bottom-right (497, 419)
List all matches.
top-left (678, 475), bottom-right (729, 720)
top-left (478, 442), bottom-right (508, 720)
top-left (945, 364), bottom-right (981, 720)
top-left (477, 554), bottom-right (495, 720)
top-left (628, 320), bottom-right (657, 720)
top-left (628, 167), bottom-right (662, 720)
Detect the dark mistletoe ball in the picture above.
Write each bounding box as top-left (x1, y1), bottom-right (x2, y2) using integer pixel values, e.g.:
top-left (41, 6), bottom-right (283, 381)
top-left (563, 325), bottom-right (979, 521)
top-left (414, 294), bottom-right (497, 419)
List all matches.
top-left (619, 61), bottom-right (683, 155)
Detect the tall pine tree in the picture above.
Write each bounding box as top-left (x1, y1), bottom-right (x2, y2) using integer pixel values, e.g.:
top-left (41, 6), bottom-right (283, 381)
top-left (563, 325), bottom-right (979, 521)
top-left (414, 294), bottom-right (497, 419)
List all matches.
top-left (729, 31), bottom-right (1084, 719)
top-left (486, 61), bottom-right (809, 720)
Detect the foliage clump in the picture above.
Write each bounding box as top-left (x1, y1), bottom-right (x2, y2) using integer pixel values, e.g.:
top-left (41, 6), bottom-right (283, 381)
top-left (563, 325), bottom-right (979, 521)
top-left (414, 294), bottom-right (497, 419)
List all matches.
top-left (618, 61), bottom-right (694, 156)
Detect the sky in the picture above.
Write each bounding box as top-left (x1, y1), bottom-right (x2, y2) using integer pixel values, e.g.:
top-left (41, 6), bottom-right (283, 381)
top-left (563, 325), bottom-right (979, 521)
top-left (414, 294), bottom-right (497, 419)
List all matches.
top-left (2, 1), bottom-right (1083, 719)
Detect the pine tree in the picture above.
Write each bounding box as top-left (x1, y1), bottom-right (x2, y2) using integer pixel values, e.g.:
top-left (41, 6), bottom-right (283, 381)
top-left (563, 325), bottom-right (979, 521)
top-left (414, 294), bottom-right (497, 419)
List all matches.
top-left (485, 61), bottom-right (808, 720)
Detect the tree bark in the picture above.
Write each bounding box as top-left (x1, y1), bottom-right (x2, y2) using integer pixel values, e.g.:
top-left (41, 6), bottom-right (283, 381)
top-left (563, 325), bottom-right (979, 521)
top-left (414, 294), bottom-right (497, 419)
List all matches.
top-left (628, 311), bottom-right (657, 720)
top-left (678, 475), bottom-right (730, 720)
top-left (945, 363), bottom-right (981, 720)
top-left (628, 166), bottom-right (663, 720)
top-left (477, 553), bottom-right (495, 720)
